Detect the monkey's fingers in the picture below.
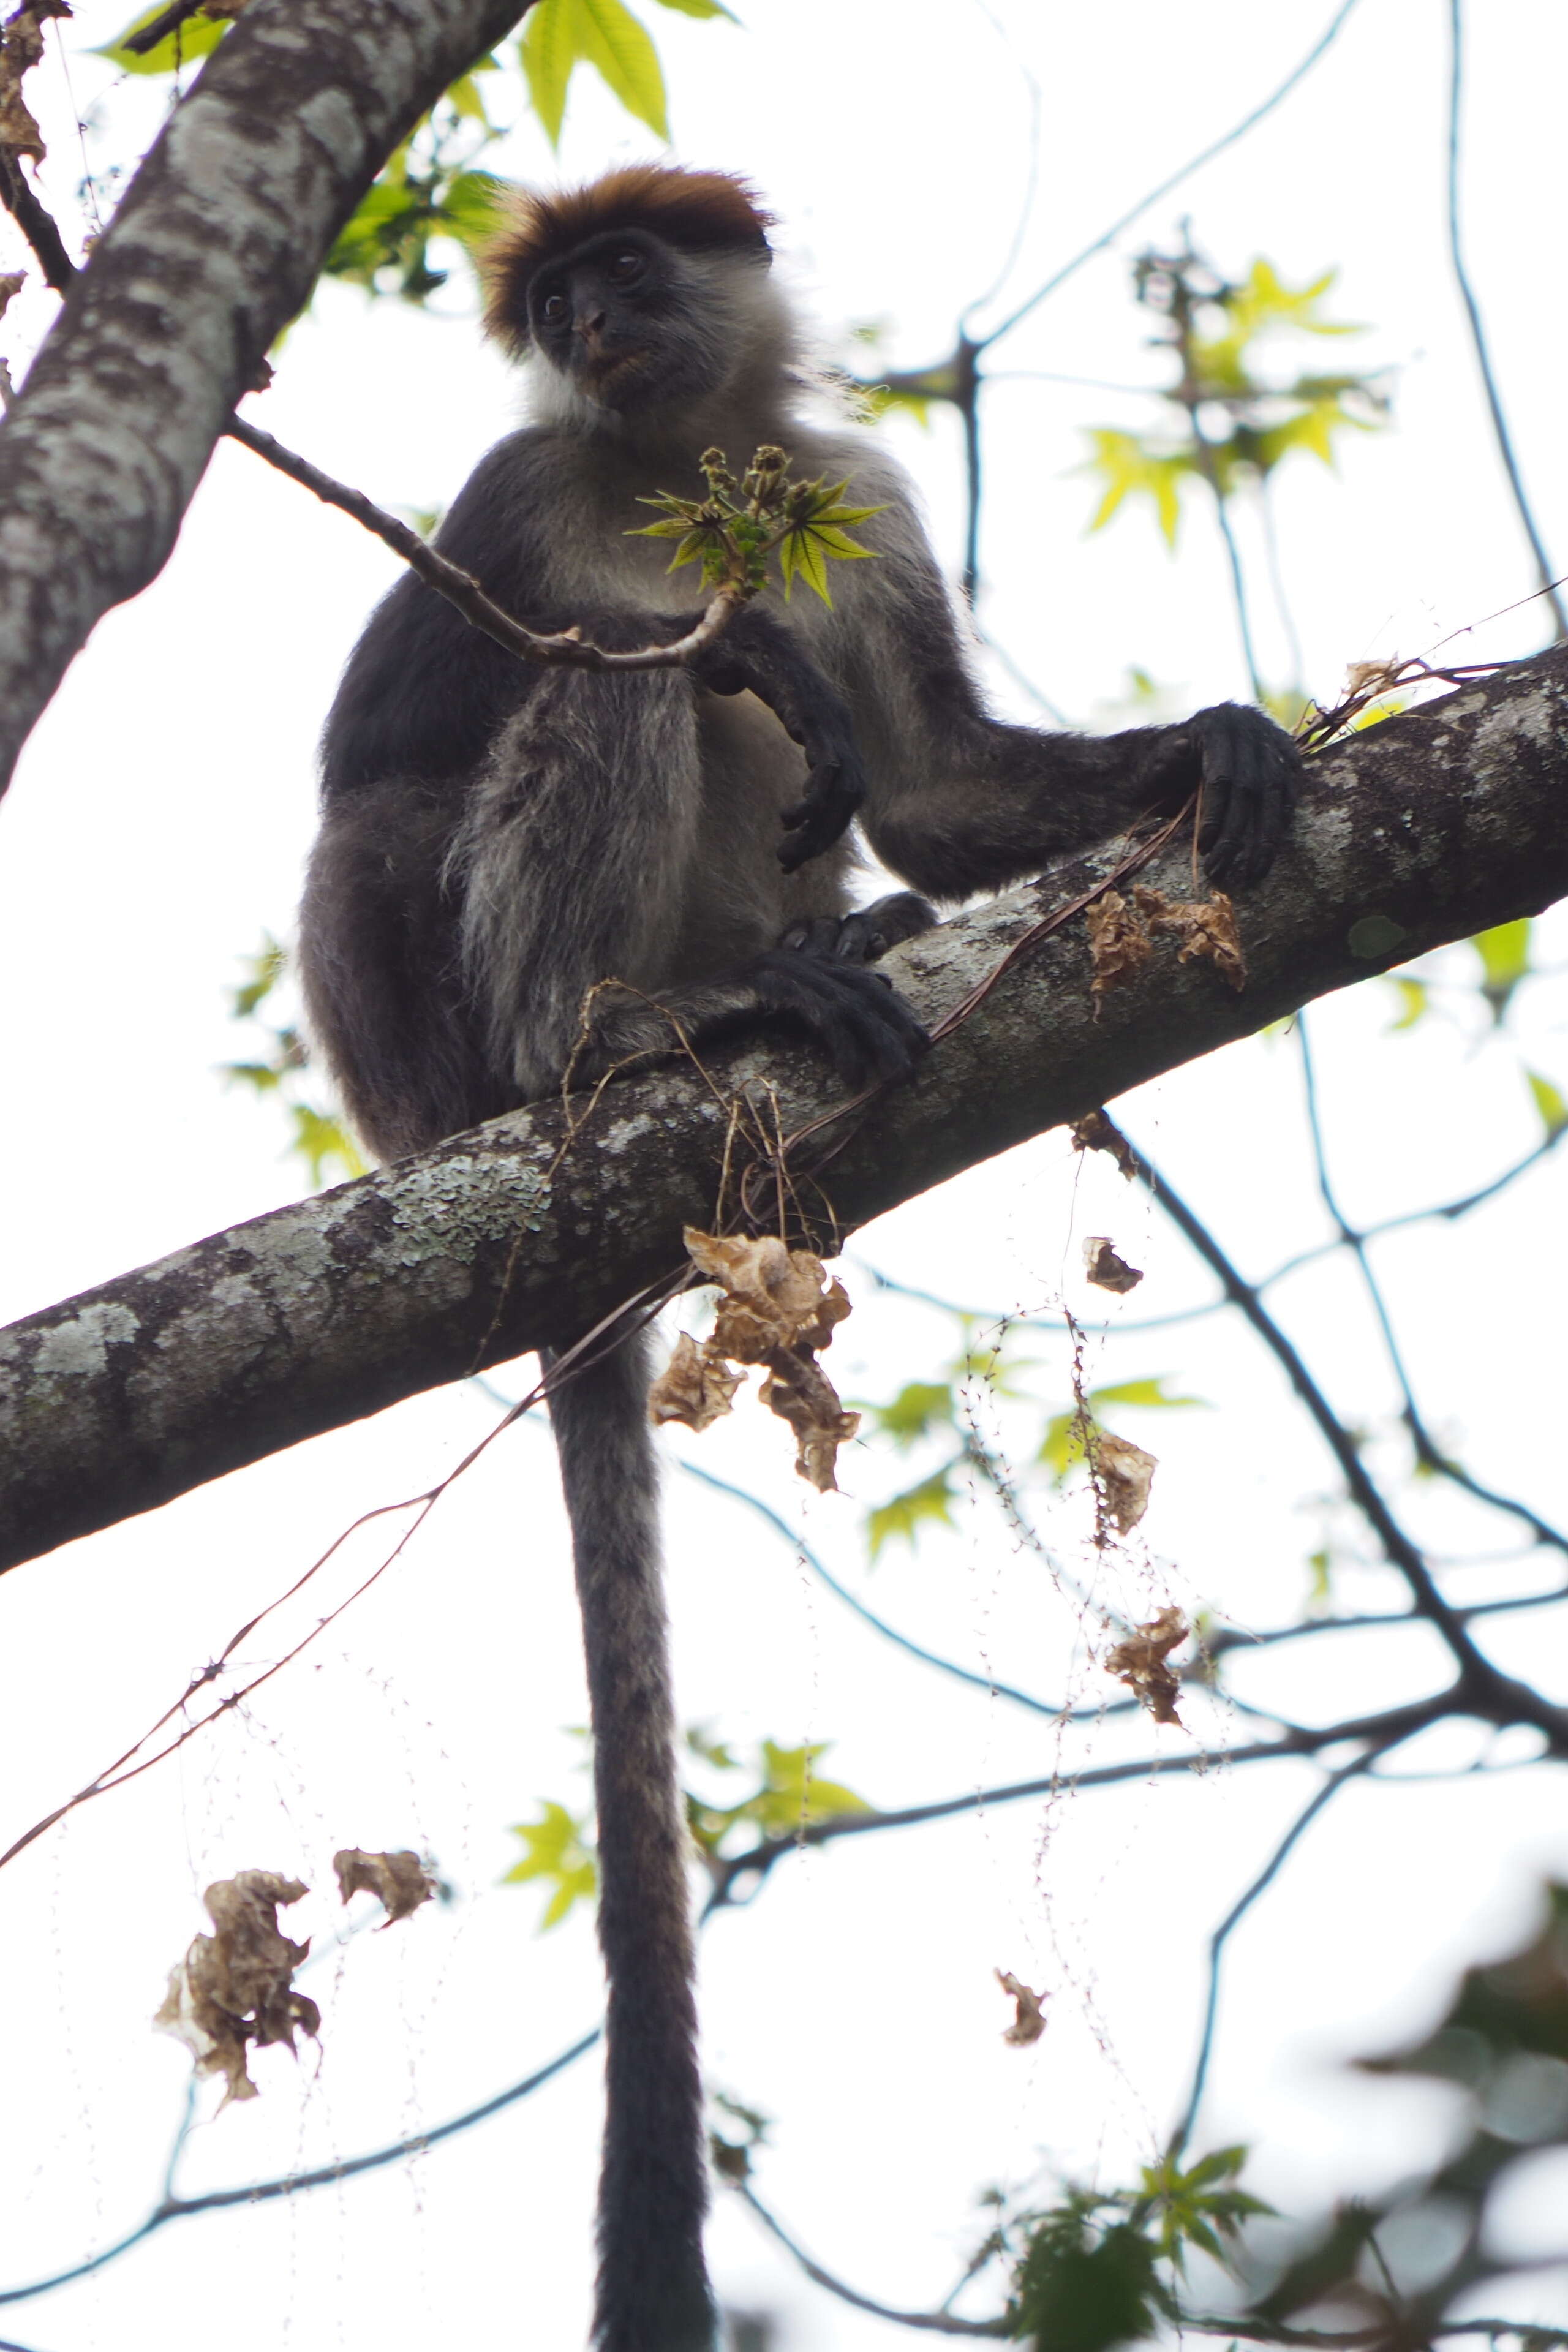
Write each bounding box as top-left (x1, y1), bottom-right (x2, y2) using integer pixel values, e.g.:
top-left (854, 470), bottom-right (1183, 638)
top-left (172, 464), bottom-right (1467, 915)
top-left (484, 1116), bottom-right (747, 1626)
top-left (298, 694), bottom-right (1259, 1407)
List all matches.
top-left (777, 753), bottom-right (867, 873)
top-left (1191, 704), bottom-right (1302, 889)
top-left (779, 893), bottom-right (937, 966)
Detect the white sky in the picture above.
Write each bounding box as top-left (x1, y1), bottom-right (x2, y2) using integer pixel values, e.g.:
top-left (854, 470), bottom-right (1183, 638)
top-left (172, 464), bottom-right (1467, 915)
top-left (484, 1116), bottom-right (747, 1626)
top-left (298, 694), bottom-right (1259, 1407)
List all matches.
top-left (0, 2), bottom-right (1566, 2347)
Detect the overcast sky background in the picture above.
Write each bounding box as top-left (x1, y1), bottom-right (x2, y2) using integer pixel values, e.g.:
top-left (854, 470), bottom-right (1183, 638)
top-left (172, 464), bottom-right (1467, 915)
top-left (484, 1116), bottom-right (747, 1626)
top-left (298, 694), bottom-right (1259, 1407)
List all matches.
top-left (1, 2), bottom-right (1566, 2345)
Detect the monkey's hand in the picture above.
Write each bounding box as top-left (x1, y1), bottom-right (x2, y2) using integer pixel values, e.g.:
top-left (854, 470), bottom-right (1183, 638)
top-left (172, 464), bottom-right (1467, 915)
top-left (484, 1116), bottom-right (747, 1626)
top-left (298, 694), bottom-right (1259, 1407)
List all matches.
top-left (1148, 703), bottom-right (1302, 889)
top-left (686, 612), bottom-right (867, 873)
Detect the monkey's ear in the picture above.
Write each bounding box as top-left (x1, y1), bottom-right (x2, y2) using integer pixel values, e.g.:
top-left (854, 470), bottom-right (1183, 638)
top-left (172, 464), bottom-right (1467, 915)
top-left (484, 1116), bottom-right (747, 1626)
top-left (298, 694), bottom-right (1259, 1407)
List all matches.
top-left (479, 167), bottom-right (775, 360)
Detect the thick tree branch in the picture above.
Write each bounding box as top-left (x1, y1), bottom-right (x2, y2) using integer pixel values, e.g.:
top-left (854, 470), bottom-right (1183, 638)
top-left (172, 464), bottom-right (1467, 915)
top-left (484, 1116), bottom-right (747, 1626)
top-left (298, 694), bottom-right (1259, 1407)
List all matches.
top-left (0, 0), bottom-right (533, 795)
top-left (2, 646), bottom-right (1566, 1570)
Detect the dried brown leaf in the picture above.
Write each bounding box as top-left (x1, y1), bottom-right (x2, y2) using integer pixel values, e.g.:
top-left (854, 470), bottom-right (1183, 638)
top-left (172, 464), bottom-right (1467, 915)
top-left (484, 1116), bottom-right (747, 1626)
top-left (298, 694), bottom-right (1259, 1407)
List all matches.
top-left (1071, 1110), bottom-right (1144, 1183)
top-left (333, 1847), bottom-right (437, 1926)
top-left (0, 270), bottom-right (24, 322)
top-left (1085, 889), bottom-right (1153, 1003)
top-left (1134, 886), bottom-right (1246, 991)
top-left (684, 1228), bottom-right (851, 1358)
top-left (648, 1330), bottom-right (743, 1433)
top-left (1104, 1604), bottom-right (1188, 1725)
top-left (673, 1228), bottom-right (861, 1489)
top-left (154, 1869), bottom-right (319, 2108)
top-left (759, 1352), bottom-right (861, 1493)
top-left (0, 0), bottom-right (66, 162)
top-left (1093, 1428), bottom-right (1158, 1534)
top-left (995, 1968), bottom-right (1049, 2046)
top-left (1346, 656), bottom-right (1404, 698)
top-left (1083, 1235), bottom-right (1143, 1294)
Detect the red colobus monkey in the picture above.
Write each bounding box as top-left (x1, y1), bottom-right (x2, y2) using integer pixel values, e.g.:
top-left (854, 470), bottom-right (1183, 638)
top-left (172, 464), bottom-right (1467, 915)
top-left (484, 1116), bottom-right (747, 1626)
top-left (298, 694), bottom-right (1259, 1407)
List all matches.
top-left (299, 164), bottom-right (1298, 2351)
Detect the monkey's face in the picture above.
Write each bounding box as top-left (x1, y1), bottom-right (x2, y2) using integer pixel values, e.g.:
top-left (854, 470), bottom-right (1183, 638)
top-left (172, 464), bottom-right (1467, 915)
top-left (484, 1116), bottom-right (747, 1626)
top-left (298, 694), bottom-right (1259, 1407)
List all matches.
top-left (525, 230), bottom-right (739, 415)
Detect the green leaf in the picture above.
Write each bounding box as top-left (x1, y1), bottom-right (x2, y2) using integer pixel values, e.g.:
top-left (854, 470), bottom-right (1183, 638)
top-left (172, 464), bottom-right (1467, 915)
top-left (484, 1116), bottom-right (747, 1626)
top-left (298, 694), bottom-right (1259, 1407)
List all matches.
top-left (1470, 918), bottom-right (1532, 1020)
top-left (219, 1060), bottom-right (284, 1095)
top-left (521, 0), bottom-right (670, 147)
top-left (1526, 1069), bottom-right (1568, 1141)
top-left (230, 934), bottom-right (287, 1021)
top-left (97, 3), bottom-right (227, 73)
top-left (1088, 1376), bottom-right (1205, 1413)
top-left (867, 1466), bottom-right (957, 1559)
top-left (686, 1738), bottom-right (870, 1854)
top-left (862, 1379), bottom-right (955, 1449)
top-left (1080, 429), bottom-right (1191, 549)
top-left (647, 0), bottom-right (738, 18)
top-left (1013, 2203), bottom-right (1170, 2352)
top-left (502, 1800), bottom-right (598, 1929)
top-left (1039, 1378), bottom-right (1203, 1482)
top-left (289, 1106), bottom-right (365, 1189)
top-left (1384, 978), bottom-right (1429, 1032)
top-left (519, 0), bottom-right (576, 145)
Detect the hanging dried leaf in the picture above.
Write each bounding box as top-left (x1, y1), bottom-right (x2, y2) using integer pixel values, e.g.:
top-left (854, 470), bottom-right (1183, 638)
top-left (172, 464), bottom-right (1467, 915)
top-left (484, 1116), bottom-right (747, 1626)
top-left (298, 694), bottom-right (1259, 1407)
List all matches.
top-left (1085, 889), bottom-right (1154, 1003)
top-left (1093, 1428), bottom-right (1158, 1534)
top-left (649, 1330), bottom-right (743, 1433)
top-left (0, 269), bottom-right (24, 321)
top-left (1134, 885), bottom-right (1247, 991)
top-left (1104, 1605), bottom-right (1188, 1725)
top-left (1083, 1235), bottom-right (1143, 1294)
top-left (1071, 1109), bottom-right (1144, 1183)
top-left (0, 0), bottom-right (67, 162)
top-left (759, 1352), bottom-right (861, 1494)
top-left (995, 1968), bottom-right (1049, 2046)
top-left (333, 1847), bottom-right (437, 1926)
top-left (684, 1229), bottom-right (852, 1359)
top-left (657, 1229), bottom-right (861, 1491)
top-left (153, 1870), bottom-right (319, 2108)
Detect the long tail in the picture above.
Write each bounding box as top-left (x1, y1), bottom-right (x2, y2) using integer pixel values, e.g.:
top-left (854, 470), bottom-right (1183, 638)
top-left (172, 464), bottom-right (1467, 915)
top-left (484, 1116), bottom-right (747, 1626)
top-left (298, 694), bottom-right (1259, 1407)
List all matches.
top-left (546, 1328), bottom-right (717, 2352)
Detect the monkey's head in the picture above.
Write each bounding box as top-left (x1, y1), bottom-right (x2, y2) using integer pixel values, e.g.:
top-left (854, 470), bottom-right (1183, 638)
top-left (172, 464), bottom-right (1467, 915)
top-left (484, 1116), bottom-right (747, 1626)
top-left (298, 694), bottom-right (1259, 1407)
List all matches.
top-left (479, 165), bottom-right (784, 429)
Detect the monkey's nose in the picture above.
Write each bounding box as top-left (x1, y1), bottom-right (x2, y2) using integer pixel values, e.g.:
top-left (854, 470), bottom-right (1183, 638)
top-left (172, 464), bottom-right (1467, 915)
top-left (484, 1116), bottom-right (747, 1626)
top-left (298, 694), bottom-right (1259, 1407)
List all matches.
top-left (575, 309), bottom-right (607, 345)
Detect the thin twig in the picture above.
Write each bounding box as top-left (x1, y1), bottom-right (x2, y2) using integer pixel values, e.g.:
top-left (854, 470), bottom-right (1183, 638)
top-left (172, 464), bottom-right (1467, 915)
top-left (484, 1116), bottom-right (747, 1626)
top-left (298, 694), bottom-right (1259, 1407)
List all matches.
top-left (1167, 1743), bottom-right (1394, 2156)
top-left (736, 2180), bottom-right (1007, 2336)
top-left (973, 0), bottom-right (1365, 351)
top-left (224, 415), bottom-right (748, 671)
top-left (1445, 0), bottom-right (1567, 638)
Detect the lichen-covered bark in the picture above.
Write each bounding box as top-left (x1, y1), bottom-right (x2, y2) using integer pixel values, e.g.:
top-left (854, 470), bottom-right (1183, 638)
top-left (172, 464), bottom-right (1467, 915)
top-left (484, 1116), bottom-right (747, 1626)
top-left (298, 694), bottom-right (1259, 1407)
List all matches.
top-left (2, 645), bottom-right (1566, 1571)
top-left (0, 0), bottom-right (532, 792)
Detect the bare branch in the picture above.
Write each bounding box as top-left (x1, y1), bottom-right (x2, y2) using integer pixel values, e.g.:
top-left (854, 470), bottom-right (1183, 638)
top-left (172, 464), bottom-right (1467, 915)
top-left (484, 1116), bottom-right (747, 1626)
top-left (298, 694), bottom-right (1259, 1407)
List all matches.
top-left (2, 648), bottom-right (1567, 1569)
top-left (225, 415), bottom-right (749, 672)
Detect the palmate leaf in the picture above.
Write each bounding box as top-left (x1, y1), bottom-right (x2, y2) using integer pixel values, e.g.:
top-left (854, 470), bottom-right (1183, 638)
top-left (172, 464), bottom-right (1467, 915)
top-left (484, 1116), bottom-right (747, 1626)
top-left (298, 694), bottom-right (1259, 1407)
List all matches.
top-left (862, 1379), bottom-right (956, 1448)
top-left (503, 1801), bottom-right (599, 1929)
top-left (1470, 916), bottom-right (1532, 1020)
top-left (686, 1739), bottom-right (870, 1855)
top-left (1038, 1376), bottom-right (1205, 1480)
top-left (867, 1464), bottom-right (958, 1559)
top-left (521, 0), bottom-right (670, 148)
top-left (1081, 429), bottom-right (1192, 549)
top-left (289, 1106), bottom-right (364, 1188)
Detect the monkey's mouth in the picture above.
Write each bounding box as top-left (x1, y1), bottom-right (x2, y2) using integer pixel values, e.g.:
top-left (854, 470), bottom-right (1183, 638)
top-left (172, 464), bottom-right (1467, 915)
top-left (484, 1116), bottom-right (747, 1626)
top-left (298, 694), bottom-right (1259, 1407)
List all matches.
top-left (578, 348), bottom-right (650, 401)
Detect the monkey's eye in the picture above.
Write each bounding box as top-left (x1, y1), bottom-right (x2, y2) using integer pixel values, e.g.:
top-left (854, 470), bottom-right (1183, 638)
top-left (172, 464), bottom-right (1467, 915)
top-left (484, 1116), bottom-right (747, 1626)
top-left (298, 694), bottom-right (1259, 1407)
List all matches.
top-left (606, 251), bottom-right (645, 284)
top-left (541, 290), bottom-right (568, 323)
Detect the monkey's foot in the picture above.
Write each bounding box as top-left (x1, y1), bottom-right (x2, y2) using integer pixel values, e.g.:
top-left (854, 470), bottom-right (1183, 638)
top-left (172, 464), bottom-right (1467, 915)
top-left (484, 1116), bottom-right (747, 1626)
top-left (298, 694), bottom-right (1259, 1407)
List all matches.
top-left (748, 947), bottom-right (928, 1089)
top-left (778, 891), bottom-right (937, 966)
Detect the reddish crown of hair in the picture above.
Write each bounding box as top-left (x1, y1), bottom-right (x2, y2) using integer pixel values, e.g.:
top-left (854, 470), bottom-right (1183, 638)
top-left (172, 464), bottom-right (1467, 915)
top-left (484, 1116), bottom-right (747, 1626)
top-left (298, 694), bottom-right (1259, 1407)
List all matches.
top-left (480, 164), bottom-right (775, 356)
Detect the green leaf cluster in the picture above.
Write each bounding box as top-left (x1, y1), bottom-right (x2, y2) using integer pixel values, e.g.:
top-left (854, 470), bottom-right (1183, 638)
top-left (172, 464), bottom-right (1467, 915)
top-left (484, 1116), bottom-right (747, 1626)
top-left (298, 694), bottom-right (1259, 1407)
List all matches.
top-left (685, 1735), bottom-right (870, 1856)
top-left (1082, 247), bottom-right (1387, 549)
top-left (632, 447), bottom-right (883, 607)
top-left (1006, 2149), bottom-right (1270, 2348)
top-left (220, 935), bottom-right (364, 1188)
